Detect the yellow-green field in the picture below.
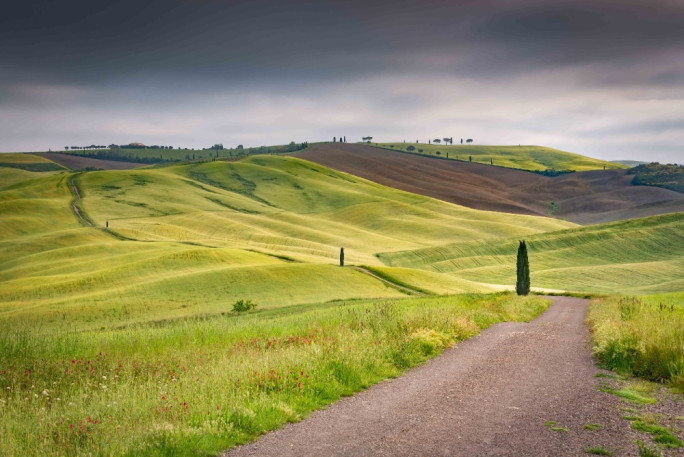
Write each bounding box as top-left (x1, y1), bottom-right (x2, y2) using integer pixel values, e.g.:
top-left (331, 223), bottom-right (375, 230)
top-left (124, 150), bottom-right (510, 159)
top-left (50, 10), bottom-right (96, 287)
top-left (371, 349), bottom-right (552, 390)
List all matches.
top-left (1, 154), bottom-right (681, 331)
top-left (379, 212), bottom-right (684, 294)
top-left (1, 156), bottom-right (575, 330)
top-left (0, 154), bottom-right (65, 186)
top-left (375, 143), bottom-right (627, 172)
top-left (1, 150), bottom-right (682, 457)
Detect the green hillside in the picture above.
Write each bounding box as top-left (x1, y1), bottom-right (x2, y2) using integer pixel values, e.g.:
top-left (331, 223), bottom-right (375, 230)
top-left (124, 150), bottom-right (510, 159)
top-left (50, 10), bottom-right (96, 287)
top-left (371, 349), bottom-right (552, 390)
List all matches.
top-left (1, 154), bottom-right (680, 331)
top-left (374, 143), bottom-right (627, 172)
top-left (379, 212), bottom-right (684, 294)
top-left (0, 156), bottom-right (573, 330)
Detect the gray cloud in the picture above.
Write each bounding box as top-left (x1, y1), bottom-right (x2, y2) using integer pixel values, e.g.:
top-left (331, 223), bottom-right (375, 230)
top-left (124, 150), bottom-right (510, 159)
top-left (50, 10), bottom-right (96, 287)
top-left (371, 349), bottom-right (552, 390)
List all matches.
top-left (1, 0), bottom-right (683, 162)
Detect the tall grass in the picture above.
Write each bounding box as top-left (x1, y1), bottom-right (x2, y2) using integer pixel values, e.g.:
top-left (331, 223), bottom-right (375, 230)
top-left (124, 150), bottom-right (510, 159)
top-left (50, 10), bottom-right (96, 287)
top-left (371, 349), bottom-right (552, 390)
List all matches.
top-left (0, 293), bottom-right (547, 456)
top-left (587, 292), bottom-right (683, 390)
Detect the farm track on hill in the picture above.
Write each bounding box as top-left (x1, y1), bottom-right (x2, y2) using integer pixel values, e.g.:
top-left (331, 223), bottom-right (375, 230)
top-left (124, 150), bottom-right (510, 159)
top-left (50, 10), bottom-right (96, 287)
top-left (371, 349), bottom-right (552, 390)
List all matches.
top-left (224, 297), bottom-right (644, 457)
top-left (296, 144), bottom-right (684, 224)
top-left (34, 152), bottom-right (146, 170)
top-left (347, 266), bottom-right (426, 296)
top-left (67, 175), bottom-right (93, 227)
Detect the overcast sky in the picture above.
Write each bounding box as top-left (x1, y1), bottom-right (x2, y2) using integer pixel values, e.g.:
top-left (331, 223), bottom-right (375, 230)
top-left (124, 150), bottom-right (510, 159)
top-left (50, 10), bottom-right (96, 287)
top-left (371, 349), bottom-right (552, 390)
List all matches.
top-left (2, 0), bottom-right (683, 162)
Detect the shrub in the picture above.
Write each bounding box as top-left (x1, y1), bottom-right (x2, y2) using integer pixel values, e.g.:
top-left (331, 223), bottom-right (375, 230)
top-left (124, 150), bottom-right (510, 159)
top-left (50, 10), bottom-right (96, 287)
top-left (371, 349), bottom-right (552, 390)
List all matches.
top-left (406, 145), bottom-right (415, 151)
top-left (232, 299), bottom-right (257, 312)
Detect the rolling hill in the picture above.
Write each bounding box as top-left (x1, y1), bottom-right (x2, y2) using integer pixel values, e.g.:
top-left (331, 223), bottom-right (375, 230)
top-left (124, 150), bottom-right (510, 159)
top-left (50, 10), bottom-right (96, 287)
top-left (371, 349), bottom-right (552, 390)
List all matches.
top-left (0, 156), bottom-right (571, 330)
top-left (374, 143), bottom-right (627, 171)
top-left (378, 212), bottom-right (684, 295)
top-left (1, 151), bottom-right (681, 331)
top-left (296, 143), bottom-right (684, 224)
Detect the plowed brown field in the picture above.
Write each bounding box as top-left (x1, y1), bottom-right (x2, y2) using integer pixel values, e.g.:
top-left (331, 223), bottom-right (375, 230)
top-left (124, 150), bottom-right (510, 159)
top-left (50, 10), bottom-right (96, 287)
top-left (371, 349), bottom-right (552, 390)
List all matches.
top-left (34, 152), bottom-right (146, 170)
top-left (296, 143), bottom-right (684, 224)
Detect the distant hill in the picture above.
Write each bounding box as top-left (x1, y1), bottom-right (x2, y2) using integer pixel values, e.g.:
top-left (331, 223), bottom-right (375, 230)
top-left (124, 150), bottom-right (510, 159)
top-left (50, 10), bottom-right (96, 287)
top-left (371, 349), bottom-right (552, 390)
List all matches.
top-left (612, 160), bottom-right (648, 167)
top-left (0, 152), bottom-right (65, 172)
top-left (296, 143), bottom-right (684, 225)
top-left (372, 143), bottom-right (627, 172)
top-left (51, 142), bottom-right (307, 165)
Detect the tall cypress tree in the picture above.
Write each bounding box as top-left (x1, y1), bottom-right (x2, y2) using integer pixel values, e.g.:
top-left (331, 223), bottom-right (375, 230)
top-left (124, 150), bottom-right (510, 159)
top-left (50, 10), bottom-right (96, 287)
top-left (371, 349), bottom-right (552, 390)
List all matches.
top-left (516, 240), bottom-right (530, 296)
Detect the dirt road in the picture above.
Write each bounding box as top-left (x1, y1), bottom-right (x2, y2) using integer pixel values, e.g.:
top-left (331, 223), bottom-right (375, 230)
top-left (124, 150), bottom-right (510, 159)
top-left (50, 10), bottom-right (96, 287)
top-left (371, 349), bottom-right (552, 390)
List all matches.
top-left (225, 297), bottom-right (641, 456)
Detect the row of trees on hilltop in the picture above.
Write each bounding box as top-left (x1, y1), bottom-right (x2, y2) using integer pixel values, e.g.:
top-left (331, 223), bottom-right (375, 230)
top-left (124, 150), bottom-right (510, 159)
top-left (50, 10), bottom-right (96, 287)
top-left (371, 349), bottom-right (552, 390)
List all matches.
top-left (64, 144), bottom-right (174, 150)
top-left (429, 138), bottom-right (473, 144)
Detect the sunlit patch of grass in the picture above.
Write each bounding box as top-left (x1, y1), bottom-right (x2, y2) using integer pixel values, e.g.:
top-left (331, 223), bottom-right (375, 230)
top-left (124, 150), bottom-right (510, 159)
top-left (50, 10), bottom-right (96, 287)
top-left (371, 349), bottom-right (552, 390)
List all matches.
top-left (584, 423), bottom-right (604, 431)
top-left (598, 384), bottom-right (657, 404)
top-left (632, 420), bottom-right (682, 448)
top-left (584, 445), bottom-right (612, 455)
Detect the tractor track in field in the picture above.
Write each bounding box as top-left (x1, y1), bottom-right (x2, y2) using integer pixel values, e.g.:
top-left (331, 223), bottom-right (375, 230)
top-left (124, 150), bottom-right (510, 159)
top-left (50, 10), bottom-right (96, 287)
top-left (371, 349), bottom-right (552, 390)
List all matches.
top-left (68, 175), bottom-right (94, 227)
top-left (348, 266), bottom-right (427, 296)
top-left (225, 297), bottom-right (663, 457)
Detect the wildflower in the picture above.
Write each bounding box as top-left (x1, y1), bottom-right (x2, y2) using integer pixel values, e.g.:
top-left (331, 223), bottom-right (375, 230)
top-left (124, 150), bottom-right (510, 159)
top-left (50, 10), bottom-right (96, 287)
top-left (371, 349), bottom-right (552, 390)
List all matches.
top-left (102, 376), bottom-right (107, 380)
top-left (42, 389), bottom-right (49, 396)
top-left (101, 385), bottom-right (107, 390)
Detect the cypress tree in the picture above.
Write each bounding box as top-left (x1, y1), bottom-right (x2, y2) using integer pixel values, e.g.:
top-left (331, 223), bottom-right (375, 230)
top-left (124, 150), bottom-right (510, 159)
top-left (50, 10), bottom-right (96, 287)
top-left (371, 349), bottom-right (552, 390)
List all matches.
top-left (516, 240), bottom-right (530, 296)
top-left (340, 247), bottom-right (344, 267)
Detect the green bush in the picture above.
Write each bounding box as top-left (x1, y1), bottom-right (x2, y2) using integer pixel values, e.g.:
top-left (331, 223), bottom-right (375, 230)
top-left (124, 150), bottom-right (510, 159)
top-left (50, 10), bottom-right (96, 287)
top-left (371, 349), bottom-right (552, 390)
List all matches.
top-left (232, 299), bottom-right (258, 312)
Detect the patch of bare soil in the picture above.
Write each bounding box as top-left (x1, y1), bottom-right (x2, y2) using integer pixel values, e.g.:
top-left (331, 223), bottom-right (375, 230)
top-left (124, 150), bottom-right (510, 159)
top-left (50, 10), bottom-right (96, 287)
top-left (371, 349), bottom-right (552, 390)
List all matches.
top-left (224, 297), bottom-right (680, 456)
top-left (34, 152), bottom-right (146, 170)
top-left (295, 144), bottom-right (684, 224)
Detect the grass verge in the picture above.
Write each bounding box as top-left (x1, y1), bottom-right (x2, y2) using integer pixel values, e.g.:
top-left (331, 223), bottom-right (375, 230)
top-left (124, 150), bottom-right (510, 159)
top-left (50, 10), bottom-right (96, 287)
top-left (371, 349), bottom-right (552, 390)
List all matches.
top-left (587, 293), bottom-right (683, 390)
top-left (0, 293), bottom-right (547, 456)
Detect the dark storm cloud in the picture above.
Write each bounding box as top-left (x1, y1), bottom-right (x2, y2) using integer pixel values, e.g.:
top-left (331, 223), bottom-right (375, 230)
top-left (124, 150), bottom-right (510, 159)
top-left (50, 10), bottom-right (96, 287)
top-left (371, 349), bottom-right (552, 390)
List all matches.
top-left (4, 0), bottom-right (682, 86)
top-left (1, 0), bottom-right (683, 161)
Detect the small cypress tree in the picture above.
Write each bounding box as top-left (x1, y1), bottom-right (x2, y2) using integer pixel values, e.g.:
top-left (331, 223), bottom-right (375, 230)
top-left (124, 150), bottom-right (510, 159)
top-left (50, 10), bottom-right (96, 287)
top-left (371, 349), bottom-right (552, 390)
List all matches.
top-left (340, 247), bottom-right (344, 266)
top-left (516, 240), bottom-right (530, 295)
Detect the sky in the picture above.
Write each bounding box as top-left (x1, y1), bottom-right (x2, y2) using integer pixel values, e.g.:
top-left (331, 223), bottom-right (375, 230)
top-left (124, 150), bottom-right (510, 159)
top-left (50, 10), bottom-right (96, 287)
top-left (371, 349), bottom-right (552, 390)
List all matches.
top-left (1, 0), bottom-right (683, 162)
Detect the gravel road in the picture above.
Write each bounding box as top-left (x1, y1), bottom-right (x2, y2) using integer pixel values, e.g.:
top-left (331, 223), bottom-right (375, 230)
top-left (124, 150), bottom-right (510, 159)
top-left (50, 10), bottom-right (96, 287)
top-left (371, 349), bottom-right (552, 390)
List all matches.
top-left (224, 297), bottom-right (653, 456)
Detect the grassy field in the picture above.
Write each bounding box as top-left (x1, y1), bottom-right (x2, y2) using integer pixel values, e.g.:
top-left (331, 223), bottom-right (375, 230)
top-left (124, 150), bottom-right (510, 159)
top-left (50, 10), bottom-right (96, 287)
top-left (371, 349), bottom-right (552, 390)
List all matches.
top-left (1, 156), bottom-right (574, 330)
top-left (0, 153), bottom-right (66, 174)
top-left (1, 154), bottom-right (681, 331)
top-left (374, 143), bottom-right (627, 172)
top-left (587, 292), bottom-right (683, 390)
top-left (0, 293), bottom-right (548, 457)
top-left (1, 147), bottom-right (682, 456)
top-left (379, 212), bottom-right (684, 294)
